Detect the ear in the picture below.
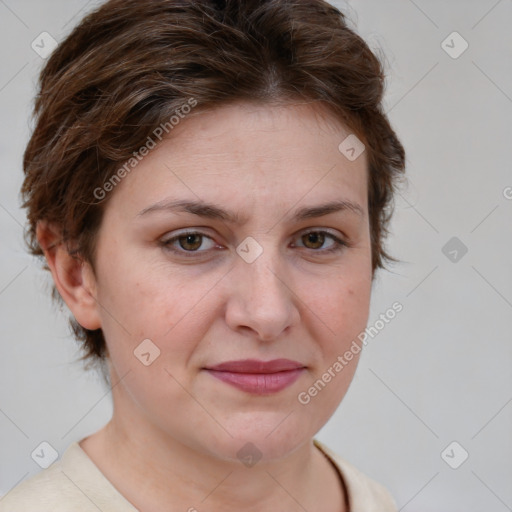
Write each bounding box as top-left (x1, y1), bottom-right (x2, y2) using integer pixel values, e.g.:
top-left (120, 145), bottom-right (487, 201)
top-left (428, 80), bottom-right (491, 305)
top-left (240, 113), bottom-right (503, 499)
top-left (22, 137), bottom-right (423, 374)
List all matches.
top-left (36, 221), bottom-right (102, 331)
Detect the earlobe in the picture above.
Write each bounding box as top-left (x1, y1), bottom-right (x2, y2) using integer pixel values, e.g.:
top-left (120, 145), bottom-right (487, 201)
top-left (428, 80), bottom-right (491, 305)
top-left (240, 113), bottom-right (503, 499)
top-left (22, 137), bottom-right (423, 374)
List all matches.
top-left (36, 221), bottom-right (102, 331)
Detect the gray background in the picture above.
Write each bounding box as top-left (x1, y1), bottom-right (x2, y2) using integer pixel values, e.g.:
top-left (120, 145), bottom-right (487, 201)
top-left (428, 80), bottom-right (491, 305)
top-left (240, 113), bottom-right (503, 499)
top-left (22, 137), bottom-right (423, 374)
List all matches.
top-left (1, 1), bottom-right (511, 510)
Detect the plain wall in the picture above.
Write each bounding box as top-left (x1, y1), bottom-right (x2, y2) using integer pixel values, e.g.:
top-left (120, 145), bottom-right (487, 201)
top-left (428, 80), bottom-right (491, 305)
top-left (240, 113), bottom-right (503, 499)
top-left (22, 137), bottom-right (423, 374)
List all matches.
top-left (0, 1), bottom-right (511, 510)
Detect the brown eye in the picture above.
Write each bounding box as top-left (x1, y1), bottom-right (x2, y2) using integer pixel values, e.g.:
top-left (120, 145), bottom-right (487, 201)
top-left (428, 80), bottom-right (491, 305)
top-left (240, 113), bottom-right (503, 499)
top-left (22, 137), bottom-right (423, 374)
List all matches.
top-left (178, 233), bottom-right (203, 251)
top-left (302, 231), bottom-right (325, 250)
top-left (161, 231), bottom-right (217, 257)
top-left (294, 230), bottom-right (348, 254)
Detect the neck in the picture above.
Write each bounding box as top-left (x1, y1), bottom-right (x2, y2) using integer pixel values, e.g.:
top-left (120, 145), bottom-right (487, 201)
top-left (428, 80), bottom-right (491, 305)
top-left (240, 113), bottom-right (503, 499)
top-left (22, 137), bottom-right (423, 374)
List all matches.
top-left (79, 373), bottom-right (347, 511)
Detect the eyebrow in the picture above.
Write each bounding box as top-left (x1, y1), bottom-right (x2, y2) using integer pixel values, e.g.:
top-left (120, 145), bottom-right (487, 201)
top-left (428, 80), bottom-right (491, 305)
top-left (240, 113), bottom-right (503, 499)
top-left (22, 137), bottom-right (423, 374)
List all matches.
top-left (137, 198), bottom-right (365, 223)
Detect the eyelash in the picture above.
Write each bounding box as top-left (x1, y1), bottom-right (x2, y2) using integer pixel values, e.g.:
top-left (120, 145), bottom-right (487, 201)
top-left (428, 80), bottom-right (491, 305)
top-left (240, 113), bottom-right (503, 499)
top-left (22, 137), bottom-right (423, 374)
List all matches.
top-left (160, 229), bottom-right (349, 258)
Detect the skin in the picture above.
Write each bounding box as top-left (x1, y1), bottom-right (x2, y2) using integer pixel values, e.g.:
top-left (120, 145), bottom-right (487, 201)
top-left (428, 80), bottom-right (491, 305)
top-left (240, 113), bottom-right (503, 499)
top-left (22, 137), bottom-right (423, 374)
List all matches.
top-left (39, 101), bottom-right (373, 512)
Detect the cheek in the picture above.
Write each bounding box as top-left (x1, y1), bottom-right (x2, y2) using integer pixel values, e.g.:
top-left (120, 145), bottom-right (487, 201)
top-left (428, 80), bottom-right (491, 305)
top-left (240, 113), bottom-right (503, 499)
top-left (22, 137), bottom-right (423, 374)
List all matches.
top-left (304, 270), bottom-right (372, 346)
top-left (296, 277), bottom-right (370, 419)
top-left (94, 252), bottom-right (192, 337)
top-left (94, 255), bottom-right (220, 379)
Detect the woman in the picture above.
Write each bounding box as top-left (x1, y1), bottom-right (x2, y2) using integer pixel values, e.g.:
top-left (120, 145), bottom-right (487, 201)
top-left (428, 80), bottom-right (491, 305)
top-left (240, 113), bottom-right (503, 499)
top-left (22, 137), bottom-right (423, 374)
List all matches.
top-left (1, 0), bottom-right (406, 510)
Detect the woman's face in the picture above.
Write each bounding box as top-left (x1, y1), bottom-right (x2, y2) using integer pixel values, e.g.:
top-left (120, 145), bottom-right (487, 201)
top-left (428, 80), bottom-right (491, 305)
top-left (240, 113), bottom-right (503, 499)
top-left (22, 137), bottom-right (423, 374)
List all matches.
top-left (88, 101), bottom-right (372, 462)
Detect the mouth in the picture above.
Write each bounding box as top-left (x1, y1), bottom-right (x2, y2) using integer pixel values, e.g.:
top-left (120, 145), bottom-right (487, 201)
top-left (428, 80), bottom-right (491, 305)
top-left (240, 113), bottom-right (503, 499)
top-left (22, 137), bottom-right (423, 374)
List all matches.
top-left (203, 359), bottom-right (307, 395)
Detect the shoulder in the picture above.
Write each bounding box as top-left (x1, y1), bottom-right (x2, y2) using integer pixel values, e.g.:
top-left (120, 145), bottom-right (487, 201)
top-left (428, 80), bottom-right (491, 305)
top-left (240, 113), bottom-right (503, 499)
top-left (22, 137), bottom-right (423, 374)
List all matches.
top-left (0, 449), bottom-right (84, 511)
top-left (313, 438), bottom-right (397, 512)
top-left (0, 442), bottom-right (137, 512)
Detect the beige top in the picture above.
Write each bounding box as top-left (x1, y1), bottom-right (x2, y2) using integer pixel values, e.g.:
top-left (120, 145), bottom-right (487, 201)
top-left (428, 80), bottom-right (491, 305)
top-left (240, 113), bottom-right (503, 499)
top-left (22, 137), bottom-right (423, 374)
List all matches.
top-left (0, 439), bottom-right (396, 511)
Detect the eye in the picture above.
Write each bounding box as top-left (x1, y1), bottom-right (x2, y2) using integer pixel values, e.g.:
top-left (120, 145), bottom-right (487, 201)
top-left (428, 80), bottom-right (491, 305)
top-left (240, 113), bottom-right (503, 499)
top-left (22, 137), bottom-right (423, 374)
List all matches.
top-left (293, 230), bottom-right (348, 254)
top-left (160, 231), bottom-right (217, 257)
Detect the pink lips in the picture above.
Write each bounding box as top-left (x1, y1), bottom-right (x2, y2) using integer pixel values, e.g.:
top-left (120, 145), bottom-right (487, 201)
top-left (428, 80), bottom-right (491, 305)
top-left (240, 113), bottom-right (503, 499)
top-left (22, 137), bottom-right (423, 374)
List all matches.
top-left (204, 359), bottom-right (306, 395)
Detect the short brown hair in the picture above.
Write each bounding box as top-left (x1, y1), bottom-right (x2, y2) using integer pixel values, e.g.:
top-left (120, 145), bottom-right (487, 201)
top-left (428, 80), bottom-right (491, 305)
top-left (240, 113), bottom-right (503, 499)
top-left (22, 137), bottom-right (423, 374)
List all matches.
top-left (22, 0), bottom-right (406, 369)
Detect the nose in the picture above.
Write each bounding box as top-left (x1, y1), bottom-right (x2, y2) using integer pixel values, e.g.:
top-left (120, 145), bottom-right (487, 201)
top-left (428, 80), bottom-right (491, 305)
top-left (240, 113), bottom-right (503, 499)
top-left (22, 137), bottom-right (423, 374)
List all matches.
top-left (224, 245), bottom-right (300, 342)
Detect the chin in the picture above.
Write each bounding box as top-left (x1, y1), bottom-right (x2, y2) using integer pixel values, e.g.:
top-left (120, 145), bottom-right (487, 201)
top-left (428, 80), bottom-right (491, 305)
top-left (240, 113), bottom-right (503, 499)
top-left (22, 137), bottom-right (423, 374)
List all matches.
top-left (202, 412), bottom-right (317, 465)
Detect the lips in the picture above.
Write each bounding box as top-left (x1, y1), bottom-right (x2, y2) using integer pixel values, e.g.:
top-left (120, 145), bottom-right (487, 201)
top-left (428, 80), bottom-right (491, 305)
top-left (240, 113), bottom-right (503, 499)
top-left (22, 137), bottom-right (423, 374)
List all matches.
top-left (204, 359), bottom-right (306, 395)
top-left (206, 358), bottom-right (305, 373)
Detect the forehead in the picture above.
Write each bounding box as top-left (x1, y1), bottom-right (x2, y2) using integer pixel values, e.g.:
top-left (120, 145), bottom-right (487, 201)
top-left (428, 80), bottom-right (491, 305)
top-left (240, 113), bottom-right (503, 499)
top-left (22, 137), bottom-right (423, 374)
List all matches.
top-left (104, 101), bottom-right (368, 219)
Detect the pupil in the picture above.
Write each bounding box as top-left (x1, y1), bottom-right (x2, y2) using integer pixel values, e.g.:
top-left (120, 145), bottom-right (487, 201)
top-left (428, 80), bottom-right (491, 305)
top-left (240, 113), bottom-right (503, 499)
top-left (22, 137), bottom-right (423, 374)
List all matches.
top-left (306, 232), bottom-right (323, 248)
top-left (181, 234), bottom-right (201, 250)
